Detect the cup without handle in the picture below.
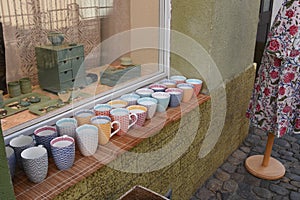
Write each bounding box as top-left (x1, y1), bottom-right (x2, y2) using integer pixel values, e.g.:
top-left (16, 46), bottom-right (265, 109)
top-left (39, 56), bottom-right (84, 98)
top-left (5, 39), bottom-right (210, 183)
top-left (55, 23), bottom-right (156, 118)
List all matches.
top-left (110, 121), bottom-right (121, 137)
top-left (128, 113), bottom-right (138, 129)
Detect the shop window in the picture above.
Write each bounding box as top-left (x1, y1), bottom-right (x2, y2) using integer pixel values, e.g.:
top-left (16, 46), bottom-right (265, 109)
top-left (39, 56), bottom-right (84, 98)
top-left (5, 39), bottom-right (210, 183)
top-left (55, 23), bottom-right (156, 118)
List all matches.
top-left (0, 0), bottom-right (171, 143)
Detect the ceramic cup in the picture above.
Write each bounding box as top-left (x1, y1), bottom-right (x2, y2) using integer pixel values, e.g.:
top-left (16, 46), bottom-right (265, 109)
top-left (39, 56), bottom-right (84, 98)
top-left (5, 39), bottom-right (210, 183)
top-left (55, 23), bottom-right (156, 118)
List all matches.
top-left (186, 79), bottom-right (203, 96)
top-left (91, 116), bottom-right (121, 145)
top-left (74, 109), bottom-right (95, 126)
top-left (177, 83), bottom-right (194, 102)
top-left (5, 146), bottom-right (16, 179)
top-left (50, 135), bottom-right (75, 170)
top-left (21, 145), bottom-right (48, 183)
top-left (56, 118), bottom-right (78, 138)
top-left (159, 79), bottom-right (177, 88)
top-left (120, 93), bottom-right (140, 106)
top-left (151, 92), bottom-right (170, 112)
top-left (75, 125), bottom-right (98, 156)
top-left (9, 135), bottom-right (35, 169)
top-left (166, 88), bottom-right (183, 107)
top-left (107, 100), bottom-right (128, 109)
top-left (34, 126), bottom-right (58, 156)
top-left (110, 108), bottom-right (138, 135)
top-left (127, 105), bottom-right (148, 128)
top-left (170, 75), bottom-right (187, 84)
top-left (148, 84), bottom-right (167, 92)
top-left (7, 81), bottom-right (21, 97)
top-left (135, 88), bottom-right (154, 98)
top-left (19, 77), bottom-right (32, 94)
top-left (94, 104), bottom-right (112, 116)
top-left (137, 97), bottom-right (158, 119)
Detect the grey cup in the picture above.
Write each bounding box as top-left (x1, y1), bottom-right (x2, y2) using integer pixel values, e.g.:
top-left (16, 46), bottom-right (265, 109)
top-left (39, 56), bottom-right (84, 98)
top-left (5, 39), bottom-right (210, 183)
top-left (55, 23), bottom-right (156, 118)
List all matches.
top-left (21, 145), bottom-right (48, 183)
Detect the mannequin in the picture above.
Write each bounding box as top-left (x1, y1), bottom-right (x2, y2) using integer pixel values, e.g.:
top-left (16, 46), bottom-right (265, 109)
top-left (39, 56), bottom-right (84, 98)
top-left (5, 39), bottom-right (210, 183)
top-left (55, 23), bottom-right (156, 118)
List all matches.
top-left (246, 0), bottom-right (300, 180)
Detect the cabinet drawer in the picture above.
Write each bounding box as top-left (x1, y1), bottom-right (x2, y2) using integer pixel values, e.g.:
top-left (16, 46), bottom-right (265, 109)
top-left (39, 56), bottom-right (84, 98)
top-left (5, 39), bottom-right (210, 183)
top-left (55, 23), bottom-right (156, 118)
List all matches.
top-left (59, 69), bottom-right (73, 82)
top-left (57, 46), bottom-right (84, 61)
top-left (72, 56), bottom-right (85, 77)
top-left (58, 60), bottom-right (72, 72)
top-left (60, 80), bottom-right (74, 91)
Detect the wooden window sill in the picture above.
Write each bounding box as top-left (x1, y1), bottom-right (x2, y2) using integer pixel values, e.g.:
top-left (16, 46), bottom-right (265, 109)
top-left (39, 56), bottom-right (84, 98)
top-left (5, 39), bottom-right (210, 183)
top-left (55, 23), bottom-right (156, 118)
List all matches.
top-left (13, 94), bottom-right (210, 200)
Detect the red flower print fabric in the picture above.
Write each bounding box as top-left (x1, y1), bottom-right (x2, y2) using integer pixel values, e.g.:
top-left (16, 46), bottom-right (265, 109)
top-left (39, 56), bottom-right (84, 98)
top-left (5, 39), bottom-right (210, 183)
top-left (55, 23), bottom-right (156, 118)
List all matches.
top-left (247, 0), bottom-right (300, 137)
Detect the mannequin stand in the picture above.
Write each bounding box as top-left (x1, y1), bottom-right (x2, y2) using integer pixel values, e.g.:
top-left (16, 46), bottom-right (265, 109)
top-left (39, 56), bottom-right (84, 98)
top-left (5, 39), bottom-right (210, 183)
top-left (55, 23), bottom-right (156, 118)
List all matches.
top-left (245, 133), bottom-right (285, 180)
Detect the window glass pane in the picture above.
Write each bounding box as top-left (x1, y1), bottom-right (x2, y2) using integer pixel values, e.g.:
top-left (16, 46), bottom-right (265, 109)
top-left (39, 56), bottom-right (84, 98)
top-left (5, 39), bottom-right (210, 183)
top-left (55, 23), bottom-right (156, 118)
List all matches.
top-left (0, 0), bottom-right (169, 138)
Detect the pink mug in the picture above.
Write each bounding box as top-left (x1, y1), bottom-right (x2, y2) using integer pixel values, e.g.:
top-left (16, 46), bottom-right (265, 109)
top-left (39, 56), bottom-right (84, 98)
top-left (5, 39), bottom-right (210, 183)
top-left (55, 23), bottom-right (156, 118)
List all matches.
top-left (110, 108), bottom-right (138, 135)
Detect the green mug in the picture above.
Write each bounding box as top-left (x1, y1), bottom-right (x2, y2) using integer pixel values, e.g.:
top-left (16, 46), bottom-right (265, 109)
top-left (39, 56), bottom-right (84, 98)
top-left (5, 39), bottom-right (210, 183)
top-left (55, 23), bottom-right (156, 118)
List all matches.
top-left (8, 81), bottom-right (21, 97)
top-left (19, 77), bottom-right (32, 94)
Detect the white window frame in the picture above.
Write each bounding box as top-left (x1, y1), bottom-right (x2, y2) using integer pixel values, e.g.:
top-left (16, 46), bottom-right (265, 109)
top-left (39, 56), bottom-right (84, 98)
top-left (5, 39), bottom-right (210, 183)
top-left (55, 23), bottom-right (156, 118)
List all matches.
top-left (3, 0), bottom-right (171, 145)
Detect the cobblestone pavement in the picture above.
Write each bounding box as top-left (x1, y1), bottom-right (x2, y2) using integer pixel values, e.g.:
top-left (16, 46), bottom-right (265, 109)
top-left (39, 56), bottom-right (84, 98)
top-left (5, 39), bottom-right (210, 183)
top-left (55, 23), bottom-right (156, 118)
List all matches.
top-left (190, 127), bottom-right (300, 200)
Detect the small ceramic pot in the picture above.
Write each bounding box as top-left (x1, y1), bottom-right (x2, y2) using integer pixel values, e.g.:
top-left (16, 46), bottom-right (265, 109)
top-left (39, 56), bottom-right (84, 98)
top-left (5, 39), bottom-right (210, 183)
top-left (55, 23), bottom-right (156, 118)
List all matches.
top-left (166, 88), bottom-right (183, 107)
top-left (5, 146), bottom-right (16, 179)
top-left (170, 75), bottom-right (187, 84)
top-left (148, 84), bottom-right (167, 92)
top-left (186, 79), bottom-right (203, 96)
top-left (94, 104), bottom-right (112, 116)
top-left (137, 97), bottom-right (158, 119)
top-left (110, 108), bottom-right (138, 135)
top-left (91, 116), bottom-right (121, 145)
top-left (127, 105), bottom-right (148, 128)
top-left (19, 77), bottom-right (32, 94)
top-left (76, 125), bottom-right (98, 156)
top-left (151, 92), bottom-right (170, 112)
top-left (74, 109), bottom-right (95, 126)
top-left (177, 83), bottom-right (194, 102)
top-left (7, 81), bottom-right (21, 98)
top-left (56, 118), bottom-right (78, 138)
top-left (159, 79), bottom-right (177, 88)
top-left (21, 145), bottom-right (48, 183)
top-left (50, 135), bottom-right (75, 170)
top-left (107, 100), bottom-right (128, 109)
top-left (48, 32), bottom-right (64, 46)
top-left (135, 88), bottom-right (154, 98)
top-left (120, 93), bottom-right (140, 106)
top-left (34, 126), bottom-right (58, 156)
top-left (9, 135), bottom-right (35, 169)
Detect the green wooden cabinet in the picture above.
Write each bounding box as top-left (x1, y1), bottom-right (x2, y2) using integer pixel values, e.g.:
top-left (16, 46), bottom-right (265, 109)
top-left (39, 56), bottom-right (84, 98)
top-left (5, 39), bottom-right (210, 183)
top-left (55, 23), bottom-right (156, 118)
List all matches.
top-left (35, 44), bottom-right (86, 93)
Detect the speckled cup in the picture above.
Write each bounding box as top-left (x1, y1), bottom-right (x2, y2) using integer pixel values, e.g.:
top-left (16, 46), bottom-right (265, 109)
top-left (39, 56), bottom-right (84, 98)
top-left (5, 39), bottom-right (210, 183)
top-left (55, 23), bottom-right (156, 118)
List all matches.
top-left (127, 105), bottom-right (148, 128)
top-left (137, 97), bottom-right (158, 119)
top-left (120, 93), bottom-right (140, 106)
top-left (177, 83), bottom-right (194, 103)
top-left (34, 126), bottom-right (58, 156)
top-left (76, 125), bottom-right (98, 156)
top-left (56, 118), bottom-right (78, 138)
top-left (94, 104), bottom-right (112, 116)
top-left (5, 146), bottom-right (16, 179)
top-left (21, 145), bottom-right (48, 183)
top-left (151, 92), bottom-right (170, 112)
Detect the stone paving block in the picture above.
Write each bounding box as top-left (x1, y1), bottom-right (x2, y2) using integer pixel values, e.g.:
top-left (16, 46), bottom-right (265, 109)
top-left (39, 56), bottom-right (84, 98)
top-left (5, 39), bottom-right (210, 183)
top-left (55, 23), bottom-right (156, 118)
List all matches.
top-left (252, 187), bottom-right (273, 199)
top-left (222, 179), bottom-right (238, 193)
top-left (195, 187), bottom-right (215, 200)
top-left (290, 191), bottom-right (300, 200)
top-left (269, 184), bottom-right (289, 196)
top-left (206, 178), bottom-right (222, 193)
top-left (214, 168), bottom-right (230, 182)
top-left (221, 162), bottom-right (237, 174)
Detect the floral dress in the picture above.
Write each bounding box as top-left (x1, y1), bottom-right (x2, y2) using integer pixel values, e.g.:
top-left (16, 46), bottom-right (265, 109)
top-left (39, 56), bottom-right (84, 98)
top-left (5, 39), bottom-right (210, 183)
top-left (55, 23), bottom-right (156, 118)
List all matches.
top-left (247, 0), bottom-right (300, 137)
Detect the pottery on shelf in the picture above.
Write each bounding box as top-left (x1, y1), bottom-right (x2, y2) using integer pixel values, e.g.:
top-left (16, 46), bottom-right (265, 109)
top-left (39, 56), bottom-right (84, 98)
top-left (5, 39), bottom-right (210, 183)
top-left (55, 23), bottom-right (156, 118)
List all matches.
top-left (48, 32), bottom-right (64, 46)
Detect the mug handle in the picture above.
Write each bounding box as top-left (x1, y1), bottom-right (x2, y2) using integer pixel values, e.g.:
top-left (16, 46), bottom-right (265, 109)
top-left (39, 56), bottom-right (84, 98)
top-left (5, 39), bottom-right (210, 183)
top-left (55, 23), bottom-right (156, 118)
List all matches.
top-left (110, 121), bottom-right (121, 137)
top-left (128, 113), bottom-right (138, 129)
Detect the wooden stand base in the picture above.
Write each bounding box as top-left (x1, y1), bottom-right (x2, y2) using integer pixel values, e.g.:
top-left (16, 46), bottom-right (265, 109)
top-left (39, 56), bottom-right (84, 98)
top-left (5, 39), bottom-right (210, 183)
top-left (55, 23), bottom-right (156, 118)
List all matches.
top-left (245, 133), bottom-right (285, 180)
top-left (245, 155), bottom-right (285, 180)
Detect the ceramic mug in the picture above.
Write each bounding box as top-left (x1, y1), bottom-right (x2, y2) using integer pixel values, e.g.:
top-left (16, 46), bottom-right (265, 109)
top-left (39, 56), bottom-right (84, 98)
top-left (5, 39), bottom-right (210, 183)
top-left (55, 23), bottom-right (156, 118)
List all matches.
top-left (50, 135), bottom-right (75, 170)
top-left (186, 78), bottom-right (203, 96)
top-left (127, 105), bottom-right (148, 128)
top-left (74, 109), bottom-right (95, 126)
top-left (21, 145), bottom-right (48, 183)
top-left (34, 126), bottom-right (58, 156)
top-left (135, 88), bottom-right (154, 98)
top-left (166, 88), bottom-right (183, 107)
top-left (107, 100), bottom-right (128, 109)
top-left (151, 92), bottom-right (170, 112)
top-left (9, 135), bottom-right (35, 169)
top-left (76, 125), bottom-right (98, 156)
top-left (170, 75), bottom-right (187, 84)
top-left (91, 116), bottom-right (121, 145)
top-left (94, 104), bottom-right (112, 116)
top-left (159, 79), bottom-right (177, 88)
top-left (5, 146), bottom-right (16, 179)
top-left (19, 77), bottom-right (32, 94)
top-left (56, 118), bottom-right (78, 138)
top-left (110, 108), bottom-right (138, 135)
top-left (149, 84), bottom-right (167, 92)
top-left (120, 93), bottom-right (140, 106)
top-left (7, 81), bottom-right (21, 97)
top-left (137, 97), bottom-right (158, 119)
top-left (177, 83), bottom-right (194, 102)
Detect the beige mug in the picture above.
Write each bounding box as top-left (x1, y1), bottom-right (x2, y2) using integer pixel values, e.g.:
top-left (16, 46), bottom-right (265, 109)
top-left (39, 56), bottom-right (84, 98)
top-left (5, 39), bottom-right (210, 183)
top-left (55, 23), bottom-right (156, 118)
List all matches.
top-left (91, 116), bottom-right (121, 145)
